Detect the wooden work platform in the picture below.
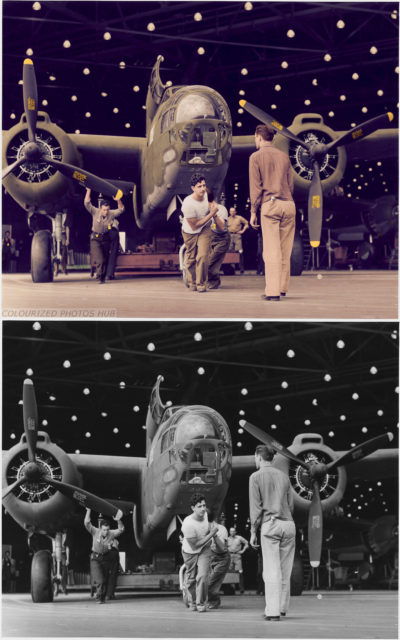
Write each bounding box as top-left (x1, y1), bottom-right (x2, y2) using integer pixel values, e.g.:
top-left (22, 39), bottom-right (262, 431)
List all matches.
top-left (2, 591), bottom-right (397, 638)
top-left (2, 270), bottom-right (397, 319)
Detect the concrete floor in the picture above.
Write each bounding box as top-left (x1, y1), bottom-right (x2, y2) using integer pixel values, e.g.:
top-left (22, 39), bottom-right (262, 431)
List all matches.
top-left (1, 591), bottom-right (398, 638)
top-left (1, 270), bottom-right (397, 319)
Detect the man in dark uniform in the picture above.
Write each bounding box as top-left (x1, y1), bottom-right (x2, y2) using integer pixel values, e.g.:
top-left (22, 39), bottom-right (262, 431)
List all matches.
top-left (105, 220), bottom-right (120, 281)
top-left (84, 508), bottom-right (124, 604)
top-left (2, 231), bottom-right (15, 273)
top-left (84, 188), bottom-right (124, 283)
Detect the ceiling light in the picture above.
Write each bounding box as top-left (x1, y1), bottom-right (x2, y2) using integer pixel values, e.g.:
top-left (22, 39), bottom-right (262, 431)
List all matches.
top-left (241, 388), bottom-right (248, 396)
top-left (369, 366), bottom-right (378, 374)
top-left (286, 349), bottom-right (295, 358)
top-left (197, 367), bottom-right (205, 375)
top-left (361, 106), bottom-right (368, 113)
top-left (396, 67), bottom-right (399, 74)
top-left (304, 99), bottom-right (311, 106)
top-left (328, 111), bottom-right (335, 117)
top-left (237, 442), bottom-right (242, 448)
top-left (238, 428), bottom-right (244, 435)
top-left (324, 373), bottom-right (332, 382)
top-left (63, 40), bottom-right (71, 48)
top-left (119, 381), bottom-right (126, 389)
top-left (340, 95), bottom-right (346, 101)
top-left (49, 395), bottom-right (56, 401)
top-left (113, 107), bottom-right (119, 114)
top-left (18, 400), bottom-right (23, 405)
top-left (340, 415), bottom-right (346, 421)
top-left (238, 108), bottom-right (244, 114)
top-left (281, 61), bottom-right (289, 69)
top-left (113, 427), bottom-right (119, 433)
top-left (83, 67), bottom-right (90, 75)
top-left (244, 1), bottom-right (253, 9)
top-left (274, 404), bottom-right (281, 412)
top-left (26, 368), bottom-right (33, 376)
top-left (377, 409), bottom-right (384, 416)
top-left (239, 90), bottom-right (245, 96)
top-left (125, 123), bottom-right (131, 128)
top-left (32, 2), bottom-right (41, 10)
top-left (42, 420), bottom-right (48, 426)
top-left (71, 95), bottom-right (77, 102)
top-left (336, 19), bottom-right (345, 28)
top-left (101, 412), bottom-right (108, 417)
top-left (270, 104), bottom-right (277, 110)
top-left (119, 61), bottom-right (126, 69)
top-left (85, 112), bottom-right (91, 118)
top-left (281, 381), bottom-right (289, 389)
top-left (10, 433), bottom-right (16, 440)
top-left (369, 46), bottom-right (378, 55)
top-left (241, 68), bottom-right (248, 76)
top-left (18, 80), bottom-right (23, 85)
top-left (125, 443), bottom-right (131, 449)
top-left (377, 89), bottom-right (384, 96)
top-left (197, 47), bottom-right (205, 55)
top-left (239, 410), bottom-right (245, 416)
top-left (304, 419), bottom-right (311, 426)
top-left (312, 398), bottom-right (318, 406)
top-left (101, 92), bottom-right (108, 97)
top-left (194, 12), bottom-right (202, 21)
top-left (237, 122), bottom-right (242, 127)
top-left (32, 322), bottom-right (41, 330)
top-left (287, 29), bottom-right (295, 38)
top-left (103, 32), bottom-right (111, 40)
top-left (133, 85), bottom-right (140, 92)
top-left (352, 72), bottom-right (359, 80)
top-left (42, 99), bottom-right (48, 106)
top-left (103, 352), bottom-right (111, 360)
top-left (351, 442), bottom-right (357, 448)
top-left (83, 387), bottom-right (90, 395)
top-left (26, 48), bottom-right (34, 56)
top-left (71, 415), bottom-right (77, 422)
top-left (165, 81), bottom-right (173, 87)
top-left (328, 431), bottom-right (334, 437)
top-left (274, 84), bottom-right (281, 92)
top-left (147, 22), bottom-right (156, 31)
top-left (271, 424), bottom-right (277, 430)
top-left (324, 53), bottom-right (332, 62)
top-left (244, 322), bottom-right (253, 331)
top-left (133, 406), bottom-right (140, 413)
top-left (352, 392), bottom-right (359, 400)
top-left (194, 332), bottom-right (202, 342)
top-left (336, 339), bottom-right (345, 348)
top-left (85, 432), bottom-right (91, 438)
top-left (147, 342), bottom-right (155, 351)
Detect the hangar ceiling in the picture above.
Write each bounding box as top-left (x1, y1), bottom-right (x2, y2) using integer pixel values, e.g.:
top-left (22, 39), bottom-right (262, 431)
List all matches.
top-left (3, 320), bottom-right (398, 520)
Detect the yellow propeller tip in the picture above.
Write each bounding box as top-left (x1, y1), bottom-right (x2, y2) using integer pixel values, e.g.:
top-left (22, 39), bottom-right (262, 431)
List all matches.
top-left (239, 99), bottom-right (247, 107)
top-left (24, 58), bottom-right (34, 65)
top-left (310, 241), bottom-right (320, 248)
top-left (114, 189), bottom-right (123, 200)
top-left (388, 112), bottom-right (394, 122)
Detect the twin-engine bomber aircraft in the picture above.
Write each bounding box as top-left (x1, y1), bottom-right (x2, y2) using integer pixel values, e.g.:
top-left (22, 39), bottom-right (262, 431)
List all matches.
top-left (2, 56), bottom-right (397, 282)
top-left (2, 376), bottom-right (397, 602)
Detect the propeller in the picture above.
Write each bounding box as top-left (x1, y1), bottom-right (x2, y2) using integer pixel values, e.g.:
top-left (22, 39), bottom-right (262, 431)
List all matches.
top-left (240, 419), bottom-right (394, 567)
top-left (2, 58), bottom-right (123, 200)
top-left (2, 379), bottom-right (124, 519)
top-left (239, 99), bottom-right (394, 247)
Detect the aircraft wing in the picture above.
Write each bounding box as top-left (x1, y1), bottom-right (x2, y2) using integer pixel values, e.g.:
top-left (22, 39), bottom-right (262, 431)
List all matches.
top-left (68, 133), bottom-right (146, 183)
top-left (231, 135), bottom-right (255, 162)
top-left (67, 452), bottom-right (145, 504)
top-left (331, 448), bottom-right (398, 481)
top-left (341, 129), bottom-right (398, 161)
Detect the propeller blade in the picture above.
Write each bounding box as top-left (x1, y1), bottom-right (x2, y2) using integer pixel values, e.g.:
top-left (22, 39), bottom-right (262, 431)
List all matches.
top-left (44, 477), bottom-right (123, 519)
top-left (2, 477), bottom-right (26, 500)
top-left (308, 480), bottom-right (323, 567)
top-left (239, 100), bottom-right (309, 149)
top-left (307, 160), bottom-right (323, 247)
top-left (326, 112), bottom-right (394, 152)
top-left (23, 379), bottom-right (38, 463)
top-left (239, 420), bottom-right (309, 469)
top-left (327, 432), bottom-right (394, 472)
top-left (23, 58), bottom-right (38, 142)
top-left (2, 156), bottom-right (26, 180)
top-left (42, 156), bottom-right (123, 200)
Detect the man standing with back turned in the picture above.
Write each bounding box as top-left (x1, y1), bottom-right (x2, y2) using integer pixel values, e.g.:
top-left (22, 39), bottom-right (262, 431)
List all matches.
top-left (249, 444), bottom-right (296, 622)
top-left (248, 124), bottom-right (296, 301)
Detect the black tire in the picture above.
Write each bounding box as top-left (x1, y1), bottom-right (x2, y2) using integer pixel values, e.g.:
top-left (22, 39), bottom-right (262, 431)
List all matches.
top-left (31, 230), bottom-right (53, 283)
top-left (290, 552), bottom-right (303, 596)
top-left (290, 230), bottom-right (304, 276)
top-left (31, 550), bottom-right (54, 603)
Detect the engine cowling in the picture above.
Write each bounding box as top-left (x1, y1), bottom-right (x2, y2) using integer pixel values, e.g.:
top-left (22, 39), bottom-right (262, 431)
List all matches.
top-left (2, 112), bottom-right (81, 214)
top-left (2, 431), bottom-right (82, 535)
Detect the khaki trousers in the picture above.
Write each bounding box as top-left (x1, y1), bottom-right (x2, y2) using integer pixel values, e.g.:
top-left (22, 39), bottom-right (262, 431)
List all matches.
top-left (260, 518), bottom-right (296, 617)
top-left (182, 226), bottom-right (212, 288)
top-left (208, 232), bottom-right (231, 286)
top-left (182, 547), bottom-right (212, 607)
top-left (260, 199), bottom-right (296, 296)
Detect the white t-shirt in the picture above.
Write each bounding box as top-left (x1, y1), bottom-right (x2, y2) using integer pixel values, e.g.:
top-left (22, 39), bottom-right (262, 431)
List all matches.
top-left (181, 193), bottom-right (210, 235)
top-left (211, 523), bottom-right (229, 553)
top-left (211, 204), bottom-right (228, 235)
top-left (181, 513), bottom-right (210, 554)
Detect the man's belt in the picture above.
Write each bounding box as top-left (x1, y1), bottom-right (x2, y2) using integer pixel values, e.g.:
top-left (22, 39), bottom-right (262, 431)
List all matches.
top-left (91, 231), bottom-right (109, 241)
top-left (91, 551), bottom-right (111, 559)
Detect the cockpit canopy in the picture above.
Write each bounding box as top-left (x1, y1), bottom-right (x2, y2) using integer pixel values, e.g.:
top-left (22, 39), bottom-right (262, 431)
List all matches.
top-left (176, 94), bottom-right (217, 123)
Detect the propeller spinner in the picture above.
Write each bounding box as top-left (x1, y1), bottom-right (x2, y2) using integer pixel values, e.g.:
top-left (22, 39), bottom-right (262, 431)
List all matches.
top-left (239, 100), bottom-right (394, 247)
top-left (239, 419), bottom-right (393, 567)
top-left (3, 379), bottom-right (123, 519)
top-left (2, 59), bottom-right (123, 200)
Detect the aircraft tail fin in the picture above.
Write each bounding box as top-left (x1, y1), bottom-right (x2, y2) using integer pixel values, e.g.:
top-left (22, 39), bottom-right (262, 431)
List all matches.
top-left (146, 375), bottom-right (166, 444)
top-left (146, 55), bottom-right (166, 134)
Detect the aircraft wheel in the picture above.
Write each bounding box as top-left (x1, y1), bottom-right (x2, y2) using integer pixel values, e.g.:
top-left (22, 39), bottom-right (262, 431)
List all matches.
top-left (31, 230), bottom-right (53, 283)
top-left (31, 550), bottom-right (54, 603)
top-left (290, 230), bottom-right (304, 276)
top-left (290, 552), bottom-right (303, 596)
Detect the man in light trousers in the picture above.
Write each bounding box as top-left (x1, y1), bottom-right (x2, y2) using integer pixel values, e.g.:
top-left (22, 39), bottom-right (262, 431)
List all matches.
top-left (249, 444), bottom-right (296, 622)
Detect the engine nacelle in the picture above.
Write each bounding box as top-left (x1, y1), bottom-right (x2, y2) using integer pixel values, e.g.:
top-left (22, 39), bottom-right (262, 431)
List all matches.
top-left (2, 431), bottom-right (82, 535)
top-left (2, 112), bottom-right (81, 215)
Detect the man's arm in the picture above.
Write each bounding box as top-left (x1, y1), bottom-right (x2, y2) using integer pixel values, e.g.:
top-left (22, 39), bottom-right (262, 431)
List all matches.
top-left (287, 483), bottom-right (294, 513)
top-left (249, 474), bottom-right (263, 547)
top-left (84, 508), bottom-right (95, 534)
top-left (239, 217), bottom-right (249, 234)
top-left (213, 210), bottom-right (226, 232)
top-left (287, 163), bottom-right (294, 195)
top-left (249, 155), bottom-right (263, 226)
top-left (238, 535), bottom-right (249, 554)
top-left (185, 202), bottom-right (219, 231)
top-left (84, 189), bottom-right (96, 215)
top-left (112, 517), bottom-right (125, 537)
top-left (184, 522), bottom-right (218, 553)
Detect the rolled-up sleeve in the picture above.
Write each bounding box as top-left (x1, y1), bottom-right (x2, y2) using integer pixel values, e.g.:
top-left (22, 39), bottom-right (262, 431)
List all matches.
top-left (249, 474), bottom-right (263, 534)
top-left (249, 154), bottom-right (264, 215)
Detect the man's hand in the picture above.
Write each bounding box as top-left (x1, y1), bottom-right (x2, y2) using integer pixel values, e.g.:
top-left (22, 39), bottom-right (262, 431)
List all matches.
top-left (250, 533), bottom-right (259, 549)
top-left (210, 522), bottom-right (218, 536)
top-left (85, 188), bottom-right (91, 193)
top-left (86, 508), bottom-right (91, 514)
top-left (250, 213), bottom-right (259, 229)
top-left (113, 509), bottom-right (123, 521)
top-left (210, 202), bottom-right (219, 216)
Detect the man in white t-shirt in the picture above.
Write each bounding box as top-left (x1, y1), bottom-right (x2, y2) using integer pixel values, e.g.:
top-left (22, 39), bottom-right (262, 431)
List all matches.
top-left (181, 493), bottom-right (218, 612)
top-left (206, 188), bottom-right (230, 290)
top-left (181, 173), bottom-right (219, 292)
top-left (208, 514), bottom-right (230, 609)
